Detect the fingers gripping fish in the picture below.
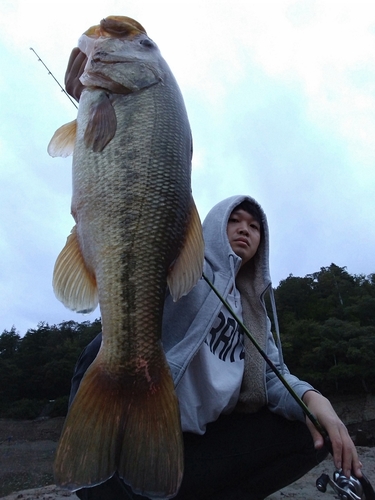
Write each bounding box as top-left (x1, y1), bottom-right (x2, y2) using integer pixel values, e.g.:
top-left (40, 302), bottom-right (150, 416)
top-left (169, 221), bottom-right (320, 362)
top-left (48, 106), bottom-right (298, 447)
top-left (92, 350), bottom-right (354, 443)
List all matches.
top-left (48, 16), bottom-right (204, 499)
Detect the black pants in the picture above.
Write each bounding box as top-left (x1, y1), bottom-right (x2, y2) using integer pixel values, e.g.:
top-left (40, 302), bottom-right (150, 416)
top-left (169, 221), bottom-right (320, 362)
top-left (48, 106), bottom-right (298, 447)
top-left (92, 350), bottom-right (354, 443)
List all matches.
top-left (75, 408), bottom-right (327, 500)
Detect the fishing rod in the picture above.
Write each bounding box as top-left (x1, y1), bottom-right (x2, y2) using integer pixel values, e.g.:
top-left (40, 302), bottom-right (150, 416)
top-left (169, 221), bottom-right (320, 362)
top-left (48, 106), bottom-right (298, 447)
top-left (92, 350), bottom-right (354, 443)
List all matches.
top-left (202, 273), bottom-right (325, 433)
top-left (30, 47), bottom-right (78, 109)
top-left (29, 41), bottom-right (374, 500)
top-left (202, 272), bottom-right (375, 500)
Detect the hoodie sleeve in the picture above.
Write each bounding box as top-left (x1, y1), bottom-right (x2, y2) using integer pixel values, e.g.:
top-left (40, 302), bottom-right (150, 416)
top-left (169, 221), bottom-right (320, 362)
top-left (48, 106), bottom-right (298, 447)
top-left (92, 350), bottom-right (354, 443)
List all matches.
top-left (265, 330), bottom-right (318, 422)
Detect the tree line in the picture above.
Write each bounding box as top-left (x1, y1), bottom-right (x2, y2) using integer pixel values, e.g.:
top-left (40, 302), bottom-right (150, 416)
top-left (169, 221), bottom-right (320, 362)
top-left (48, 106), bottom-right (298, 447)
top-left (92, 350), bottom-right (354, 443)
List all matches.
top-left (1, 263), bottom-right (374, 419)
top-left (0, 319), bottom-right (102, 419)
top-left (270, 263), bottom-right (375, 395)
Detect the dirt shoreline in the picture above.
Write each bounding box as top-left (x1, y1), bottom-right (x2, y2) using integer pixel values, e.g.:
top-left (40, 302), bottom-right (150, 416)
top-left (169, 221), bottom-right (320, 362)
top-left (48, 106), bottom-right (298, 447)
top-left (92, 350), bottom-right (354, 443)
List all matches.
top-left (1, 449), bottom-right (375, 500)
top-left (1, 395), bottom-right (375, 499)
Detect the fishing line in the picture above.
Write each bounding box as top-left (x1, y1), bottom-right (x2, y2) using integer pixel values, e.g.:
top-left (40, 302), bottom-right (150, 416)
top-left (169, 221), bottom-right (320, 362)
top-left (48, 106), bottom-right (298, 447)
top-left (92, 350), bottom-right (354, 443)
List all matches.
top-left (30, 47), bottom-right (78, 109)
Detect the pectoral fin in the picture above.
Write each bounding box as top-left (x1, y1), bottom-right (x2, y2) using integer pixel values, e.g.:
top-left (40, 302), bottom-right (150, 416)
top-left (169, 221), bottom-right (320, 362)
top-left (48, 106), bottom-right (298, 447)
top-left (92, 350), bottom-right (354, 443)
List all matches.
top-left (167, 200), bottom-right (204, 301)
top-left (48, 120), bottom-right (77, 158)
top-left (84, 92), bottom-right (117, 152)
top-left (53, 225), bottom-right (98, 313)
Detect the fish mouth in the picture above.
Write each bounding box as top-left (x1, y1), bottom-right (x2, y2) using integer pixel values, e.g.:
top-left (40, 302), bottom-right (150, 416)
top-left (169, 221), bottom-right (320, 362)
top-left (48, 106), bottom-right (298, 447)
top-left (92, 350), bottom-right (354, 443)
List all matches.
top-left (91, 55), bottom-right (137, 64)
top-left (91, 51), bottom-right (154, 65)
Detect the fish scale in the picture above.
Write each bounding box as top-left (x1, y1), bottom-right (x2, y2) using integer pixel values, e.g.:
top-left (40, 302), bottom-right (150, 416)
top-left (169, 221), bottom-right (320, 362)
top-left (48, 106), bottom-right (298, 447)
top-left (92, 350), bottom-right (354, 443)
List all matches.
top-left (48, 15), bottom-right (204, 499)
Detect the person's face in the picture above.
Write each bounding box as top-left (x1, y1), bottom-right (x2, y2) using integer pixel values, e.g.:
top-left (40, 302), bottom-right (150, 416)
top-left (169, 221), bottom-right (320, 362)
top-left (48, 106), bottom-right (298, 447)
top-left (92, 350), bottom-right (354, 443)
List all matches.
top-left (227, 208), bottom-right (261, 266)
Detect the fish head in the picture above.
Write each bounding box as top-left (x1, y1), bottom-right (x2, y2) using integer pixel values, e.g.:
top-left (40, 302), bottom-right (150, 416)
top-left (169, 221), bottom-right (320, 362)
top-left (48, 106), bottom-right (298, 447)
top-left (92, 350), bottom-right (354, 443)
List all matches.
top-left (78, 16), bottom-right (165, 94)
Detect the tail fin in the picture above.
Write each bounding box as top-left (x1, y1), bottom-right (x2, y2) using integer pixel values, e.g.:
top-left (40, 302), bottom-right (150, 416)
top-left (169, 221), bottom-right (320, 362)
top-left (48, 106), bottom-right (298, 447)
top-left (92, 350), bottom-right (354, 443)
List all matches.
top-left (54, 353), bottom-right (183, 498)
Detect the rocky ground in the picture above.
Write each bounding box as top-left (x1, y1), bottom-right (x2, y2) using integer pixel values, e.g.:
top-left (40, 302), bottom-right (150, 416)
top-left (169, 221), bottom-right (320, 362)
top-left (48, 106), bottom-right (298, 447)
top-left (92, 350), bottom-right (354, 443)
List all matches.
top-left (1, 394), bottom-right (375, 499)
top-left (0, 418), bottom-right (64, 498)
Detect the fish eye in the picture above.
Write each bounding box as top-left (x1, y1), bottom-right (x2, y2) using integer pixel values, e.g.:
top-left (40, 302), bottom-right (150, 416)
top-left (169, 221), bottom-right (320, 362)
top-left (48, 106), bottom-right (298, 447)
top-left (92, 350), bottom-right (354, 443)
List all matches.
top-left (140, 38), bottom-right (155, 49)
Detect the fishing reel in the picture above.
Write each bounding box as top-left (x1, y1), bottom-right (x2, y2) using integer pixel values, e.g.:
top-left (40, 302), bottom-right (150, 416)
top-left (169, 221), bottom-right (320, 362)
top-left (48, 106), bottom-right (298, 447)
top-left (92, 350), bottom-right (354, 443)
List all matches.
top-left (316, 470), bottom-right (375, 500)
top-left (202, 277), bottom-right (375, 500)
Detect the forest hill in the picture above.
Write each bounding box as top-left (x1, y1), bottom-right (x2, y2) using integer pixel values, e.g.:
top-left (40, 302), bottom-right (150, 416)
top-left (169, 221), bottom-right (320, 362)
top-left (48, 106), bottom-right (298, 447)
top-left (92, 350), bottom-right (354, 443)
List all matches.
top-left (1, 263), bottom-right (374, 419)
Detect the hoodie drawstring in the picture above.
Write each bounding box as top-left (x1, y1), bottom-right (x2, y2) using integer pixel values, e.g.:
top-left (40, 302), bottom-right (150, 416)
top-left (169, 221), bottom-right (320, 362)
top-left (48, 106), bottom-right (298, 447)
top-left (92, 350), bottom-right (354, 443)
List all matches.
top-left (229, 254), bottom-right (238, 307)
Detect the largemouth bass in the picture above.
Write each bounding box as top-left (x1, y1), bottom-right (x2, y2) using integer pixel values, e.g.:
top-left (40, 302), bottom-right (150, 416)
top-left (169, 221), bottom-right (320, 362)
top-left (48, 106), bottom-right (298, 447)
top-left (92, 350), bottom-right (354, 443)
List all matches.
top-left (48, 16), bottom-right (204, 499)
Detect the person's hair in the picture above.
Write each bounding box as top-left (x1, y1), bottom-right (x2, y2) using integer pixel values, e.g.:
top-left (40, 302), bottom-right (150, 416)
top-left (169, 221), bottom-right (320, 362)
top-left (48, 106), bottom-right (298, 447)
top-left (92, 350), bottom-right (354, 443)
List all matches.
top-left (233, 200), bottom-right (263, 229)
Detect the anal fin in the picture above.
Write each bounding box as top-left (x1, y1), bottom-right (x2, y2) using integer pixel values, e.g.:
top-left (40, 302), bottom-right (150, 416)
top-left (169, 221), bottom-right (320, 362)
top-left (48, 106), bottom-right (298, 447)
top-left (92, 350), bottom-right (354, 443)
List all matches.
top-left (53, 225), bottom-right (98, 313)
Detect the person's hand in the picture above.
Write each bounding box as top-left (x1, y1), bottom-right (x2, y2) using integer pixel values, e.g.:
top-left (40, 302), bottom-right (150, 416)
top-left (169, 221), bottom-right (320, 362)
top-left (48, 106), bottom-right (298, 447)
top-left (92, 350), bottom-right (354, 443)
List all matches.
top-left (302, 391), bottom-right (362, 479)
top-left (65, 47), bottom-right (87, 102)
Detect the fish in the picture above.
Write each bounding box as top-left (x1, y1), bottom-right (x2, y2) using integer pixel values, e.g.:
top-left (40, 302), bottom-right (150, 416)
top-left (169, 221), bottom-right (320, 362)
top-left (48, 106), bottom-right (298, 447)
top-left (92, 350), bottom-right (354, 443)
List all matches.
top-left (48, 16), bottom-right (204, 499)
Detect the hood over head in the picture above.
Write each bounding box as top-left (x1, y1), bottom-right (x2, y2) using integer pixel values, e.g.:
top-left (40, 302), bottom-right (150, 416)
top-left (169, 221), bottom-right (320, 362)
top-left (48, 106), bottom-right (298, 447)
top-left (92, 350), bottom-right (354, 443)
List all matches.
top-left (162, 195), bottom-right (285, 403)
top-left (202, 195), bottom-right (272, 295)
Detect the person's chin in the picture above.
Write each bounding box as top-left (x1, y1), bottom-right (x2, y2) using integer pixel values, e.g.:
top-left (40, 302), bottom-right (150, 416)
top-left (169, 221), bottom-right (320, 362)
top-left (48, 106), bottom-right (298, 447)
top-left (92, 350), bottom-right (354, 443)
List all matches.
top-left (233, 247), bottom-right (246, 261)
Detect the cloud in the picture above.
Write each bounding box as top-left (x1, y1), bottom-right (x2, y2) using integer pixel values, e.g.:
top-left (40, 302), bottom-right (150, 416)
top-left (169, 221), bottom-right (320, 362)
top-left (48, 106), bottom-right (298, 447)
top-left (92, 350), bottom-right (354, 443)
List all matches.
top-left (1, 0), bottom-right (374, 335)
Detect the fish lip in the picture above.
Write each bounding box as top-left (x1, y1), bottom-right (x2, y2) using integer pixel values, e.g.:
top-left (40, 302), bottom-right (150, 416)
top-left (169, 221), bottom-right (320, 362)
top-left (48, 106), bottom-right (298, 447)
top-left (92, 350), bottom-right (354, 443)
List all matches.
top-left (91, 55), bottom-right (137, 64)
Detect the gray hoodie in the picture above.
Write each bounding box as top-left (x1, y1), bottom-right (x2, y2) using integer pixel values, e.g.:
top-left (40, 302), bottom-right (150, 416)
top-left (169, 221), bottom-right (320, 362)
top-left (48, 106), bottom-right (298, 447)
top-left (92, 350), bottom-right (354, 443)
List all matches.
top-left (162, 195), bottom-right (315, 422)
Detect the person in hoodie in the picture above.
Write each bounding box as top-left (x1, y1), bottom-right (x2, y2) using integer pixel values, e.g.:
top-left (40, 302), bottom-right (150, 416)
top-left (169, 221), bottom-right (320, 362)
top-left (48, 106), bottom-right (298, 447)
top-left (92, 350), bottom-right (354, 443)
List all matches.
top-left (64, 51), bottom-right (361, 500)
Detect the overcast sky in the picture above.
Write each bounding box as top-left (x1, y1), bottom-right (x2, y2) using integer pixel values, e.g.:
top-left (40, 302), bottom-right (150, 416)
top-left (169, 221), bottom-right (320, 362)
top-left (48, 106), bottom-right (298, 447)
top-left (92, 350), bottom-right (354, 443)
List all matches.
top-left (1, 0), bottom-right (374, 336)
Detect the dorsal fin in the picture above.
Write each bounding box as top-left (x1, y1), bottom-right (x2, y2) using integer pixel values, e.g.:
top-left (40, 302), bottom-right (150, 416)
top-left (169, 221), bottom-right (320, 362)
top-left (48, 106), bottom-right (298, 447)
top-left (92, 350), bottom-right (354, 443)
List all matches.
top-left (167, 200), bottom-right (204, 301)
